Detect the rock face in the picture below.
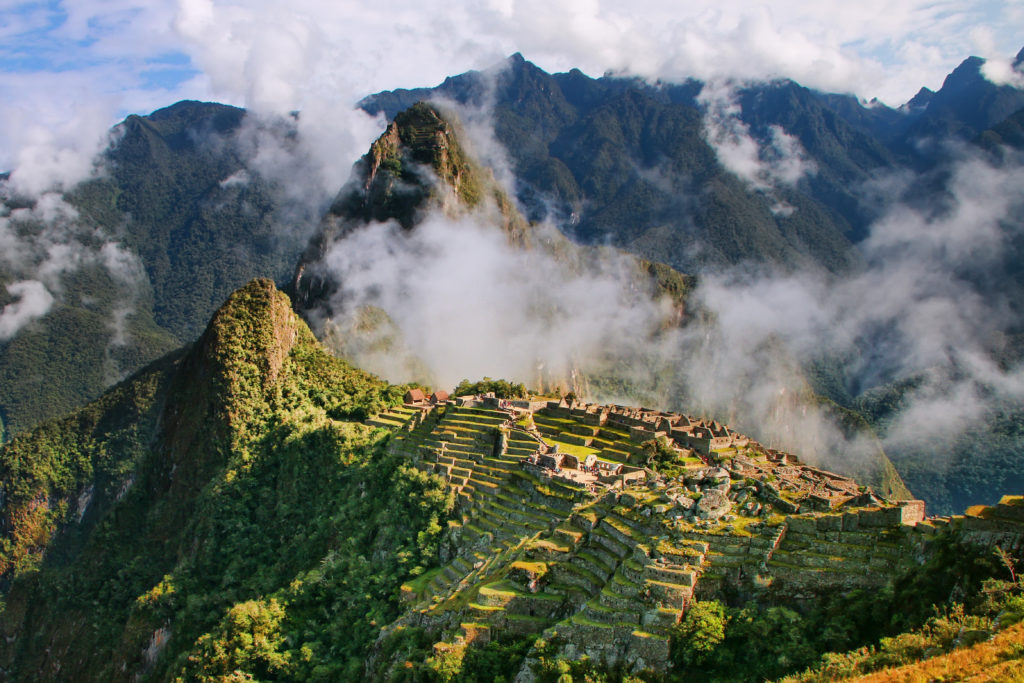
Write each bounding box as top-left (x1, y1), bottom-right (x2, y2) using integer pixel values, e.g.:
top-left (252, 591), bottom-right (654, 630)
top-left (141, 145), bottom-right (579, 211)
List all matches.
top-left (291, 102), bottom-right (530, 320)
top-left (697, 490), bottom-right (731, 519)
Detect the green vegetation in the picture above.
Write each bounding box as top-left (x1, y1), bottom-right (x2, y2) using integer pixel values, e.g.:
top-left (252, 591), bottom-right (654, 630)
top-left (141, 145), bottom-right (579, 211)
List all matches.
top-left (780, 548), bottom-right (1024, 681)
top-left (1, 280), bottom-right (1020, 682)
top-left (520, 533), bottom-right (1019, 683)
top-left (1, 100), bottom-right (306, 437)
top-left (0, 280), bottom-right (453, 680)
top-left (637, 436), bottom-right (683, 475)
top-left (0, 263), bottom-right (179, 435)
top-left (453, 378), bottom-right (527, 399)
top-left (862, 389), bottom-right (1024, 514)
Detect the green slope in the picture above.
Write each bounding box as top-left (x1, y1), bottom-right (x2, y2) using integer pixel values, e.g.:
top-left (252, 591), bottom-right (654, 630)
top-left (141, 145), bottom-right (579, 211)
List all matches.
top-left (0, 101), bottom-right (309, 436)
top-left (0, 278), bottom-right (1018, 681)
top-left (0, 279), bottom-right (451, 680)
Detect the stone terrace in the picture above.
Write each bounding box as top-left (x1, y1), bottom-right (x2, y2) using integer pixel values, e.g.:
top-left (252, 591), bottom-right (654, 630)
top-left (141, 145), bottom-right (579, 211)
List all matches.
top-left (365, 398), bottom-right (1024, 674)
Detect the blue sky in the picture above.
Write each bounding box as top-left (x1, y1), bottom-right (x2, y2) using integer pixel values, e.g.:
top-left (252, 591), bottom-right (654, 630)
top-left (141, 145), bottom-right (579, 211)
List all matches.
top-left (0, 0), bottom-right (1020, 191)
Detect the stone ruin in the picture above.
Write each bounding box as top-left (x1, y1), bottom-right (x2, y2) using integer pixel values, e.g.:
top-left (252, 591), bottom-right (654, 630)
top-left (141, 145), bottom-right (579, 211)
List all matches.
top-left (365, 395), bottom-right (1024, 677)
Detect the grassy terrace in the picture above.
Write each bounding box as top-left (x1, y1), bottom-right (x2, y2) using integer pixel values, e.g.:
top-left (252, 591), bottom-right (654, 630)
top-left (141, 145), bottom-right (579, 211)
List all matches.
top-left (391, 401), bottom-right (950, 671)
top-left (546, 437), bottom-right (601, 458)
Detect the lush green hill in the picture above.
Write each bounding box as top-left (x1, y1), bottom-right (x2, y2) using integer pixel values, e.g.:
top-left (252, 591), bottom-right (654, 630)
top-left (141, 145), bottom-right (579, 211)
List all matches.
top-left (0, 101), bottom-right (309, 436)
top-left (0, 279), bottom-right (447, 680)
top-left (0, 281), bottom-right (1019, 680)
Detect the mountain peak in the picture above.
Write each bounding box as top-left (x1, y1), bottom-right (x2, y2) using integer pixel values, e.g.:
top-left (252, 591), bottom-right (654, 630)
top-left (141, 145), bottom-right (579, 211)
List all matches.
top-left (167, 278), bottom-right (309, 460)
top-left (196, 278), bottom-right (303, 397)
top-left (942, 55), bottom-right (986, 89)
top-left (902, 86), bottom-right (935, 111)
top-left (292, 103), bottom-right (529, 317)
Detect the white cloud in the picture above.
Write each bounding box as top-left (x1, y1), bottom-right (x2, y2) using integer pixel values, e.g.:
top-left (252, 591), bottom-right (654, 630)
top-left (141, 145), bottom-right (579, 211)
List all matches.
top-left (971, 25), bottom-right (1024, 89)
top-left (678, 145), bottom-right (1024, 475)
top-left (317, 213), bottom-right (670, 390)
top-left (0, 192), bottom-right (151, 360)
top-left (0, 0), bottom-right (1016, 199)
top-left (697, 80), bottom-right (816, 210)
top-left (0, 280), bottom-right (54, 340)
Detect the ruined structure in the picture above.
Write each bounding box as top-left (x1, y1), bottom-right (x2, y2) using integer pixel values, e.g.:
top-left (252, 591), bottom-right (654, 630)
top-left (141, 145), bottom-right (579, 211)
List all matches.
top-left (361, 397), bottom-right (1024, 676)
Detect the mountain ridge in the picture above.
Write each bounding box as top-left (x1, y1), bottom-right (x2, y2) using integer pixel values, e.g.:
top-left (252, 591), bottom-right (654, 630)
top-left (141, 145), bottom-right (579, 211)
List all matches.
top-left (0, 276), bottom-right (1017, 680)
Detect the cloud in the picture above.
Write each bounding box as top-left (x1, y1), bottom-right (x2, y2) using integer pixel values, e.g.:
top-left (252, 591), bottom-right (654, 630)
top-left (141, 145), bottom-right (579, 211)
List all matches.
top-left (306, 198), bottom-right (889, 477)
top-left (0, 191), bottom-right (151, 361)
top-left (697, 80), bottom-right (816, 212)
top-left (980, 57), bottom-right (1024, 89)
top-left (677, 144), bottom-right (1024, 477)
top-left (971, 26), bottom-right (1024, 89)
top-left (0, 280), bottom-right (54, 340)
top-left (165, 0), bottom-right (1021, 112)
top-left (0, 0), bottom-right (1017, 208)
top-left (317, 212), bottom-right (671, 391)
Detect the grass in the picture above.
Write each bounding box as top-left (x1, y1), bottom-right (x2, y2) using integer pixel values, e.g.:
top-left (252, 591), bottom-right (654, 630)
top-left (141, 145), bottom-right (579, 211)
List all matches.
top-left (631, 630), bottom-right (668, 640)
top-left (811, 622), bottom-right (1024, 683)
top-left (510, 561), bottom-right (548, 575)
top-left (530, 538), bottom-right (571, 554)
top-left (402, 567), bottom-right (445, 595)
top-left (547, 438), bottom-right (601, 459)
top-left (478, 581), bottom-right (523, 598)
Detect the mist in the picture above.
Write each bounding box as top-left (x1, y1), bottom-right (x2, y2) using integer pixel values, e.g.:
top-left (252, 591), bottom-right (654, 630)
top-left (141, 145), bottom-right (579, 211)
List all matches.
top-left (299, 103), bottom-right (1024, 500)
top-left (679, 143), bottom-right (1024, 485)
top-left (0, 190), bottom-right (150, 369)
top-left (317, 213), bottom-right (676, 391)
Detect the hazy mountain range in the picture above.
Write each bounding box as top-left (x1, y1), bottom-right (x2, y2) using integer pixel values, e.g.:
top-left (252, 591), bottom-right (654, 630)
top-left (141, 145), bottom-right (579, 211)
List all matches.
top-left (1, 47), bottom-right (1024, 681)
top-left (1, 50), bottom-right (1023, 515)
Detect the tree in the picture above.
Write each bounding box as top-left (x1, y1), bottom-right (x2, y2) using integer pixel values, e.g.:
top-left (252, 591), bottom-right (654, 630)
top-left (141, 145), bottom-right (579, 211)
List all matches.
top-left (672, 600), bottom-right (727, 668)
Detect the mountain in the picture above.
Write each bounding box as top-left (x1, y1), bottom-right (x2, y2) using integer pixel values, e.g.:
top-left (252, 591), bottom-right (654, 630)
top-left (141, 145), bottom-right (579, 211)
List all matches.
top-left (363, 54), bottom-right (1024, 515)
top-left (361, 55), bottom-right (882, 275)
top-left (290, 102), bottom-right (908, 505)
top-left (292, 102), bottom-right (534, 316)
top-left (0, 276), bottom-right (1021, 681)
top-left (0, 101), bottom-right (312, 435)
top-left (291, 101), bottom-right (693, 389)
top-left (2, 49), bottom-right (1022, 513)
top-left (978, 106), bottom-right (1024, 151)
top-left (896, 54), bottom-right (1024, 156)
top-left (0, 279), bottom-right (428, 680)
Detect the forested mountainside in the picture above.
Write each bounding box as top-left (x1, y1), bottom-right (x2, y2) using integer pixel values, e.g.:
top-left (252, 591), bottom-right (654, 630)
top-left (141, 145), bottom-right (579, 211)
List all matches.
top-left (0, 276), bottom-right (1022, 681)
top-left (361, 53), bottom-right (1024, 515)
top-left (290, 101), bottom-right (906, 501)
top-left (0, 279), bottom-right (436, 680)
top-left (361, 50), bottom-right (1024, 275)
top-left (1, 49), bottom-right (1022, 515)
top-left (0, 101), bottom-right (309, 435)
top-left (363, 55), bottom-right (874, 275)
